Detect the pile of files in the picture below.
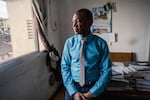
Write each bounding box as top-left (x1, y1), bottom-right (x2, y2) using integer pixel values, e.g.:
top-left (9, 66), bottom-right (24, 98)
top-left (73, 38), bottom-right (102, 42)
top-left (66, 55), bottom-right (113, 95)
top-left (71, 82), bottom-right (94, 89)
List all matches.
top-left (108, 62), bottom-right (150, 92)
top-left (128, 64), bottom-right (150, 92)
top-left (107, 62), bottom-right (135, 91)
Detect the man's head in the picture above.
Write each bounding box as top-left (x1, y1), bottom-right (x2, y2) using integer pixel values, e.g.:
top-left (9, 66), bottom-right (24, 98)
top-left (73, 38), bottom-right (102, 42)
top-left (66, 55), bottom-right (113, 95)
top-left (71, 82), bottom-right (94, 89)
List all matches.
top-left (72, 9), bottom-right (93, 36)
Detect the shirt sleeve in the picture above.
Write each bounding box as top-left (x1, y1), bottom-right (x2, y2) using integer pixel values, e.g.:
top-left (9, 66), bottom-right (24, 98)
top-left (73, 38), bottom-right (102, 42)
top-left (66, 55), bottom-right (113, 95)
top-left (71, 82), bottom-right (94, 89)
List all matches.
top-left (61, 40), bottom-right (78, 96)
top-left (89, 41), bottom-right (112, 97)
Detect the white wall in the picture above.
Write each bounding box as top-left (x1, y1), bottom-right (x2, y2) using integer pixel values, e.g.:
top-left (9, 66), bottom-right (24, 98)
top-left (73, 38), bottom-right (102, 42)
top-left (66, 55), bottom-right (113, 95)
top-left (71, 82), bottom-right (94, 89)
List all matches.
top-left (58, 0), bottom-right (74, 53)
top-left (0, 52), bottom-right (59, 100)
top-left (148, 7), bottom-right (150, 62)
top-left (149, 37), bottom-right (150, 62)
top-left (111, 0), bottom-right (150, 61)
top-left (58, 0), bottom-right (150, 61)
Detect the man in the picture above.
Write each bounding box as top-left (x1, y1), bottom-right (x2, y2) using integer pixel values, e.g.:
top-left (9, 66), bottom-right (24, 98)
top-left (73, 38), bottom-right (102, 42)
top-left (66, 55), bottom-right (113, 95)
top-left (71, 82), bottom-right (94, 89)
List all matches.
top-left (61, 8), bottom-right (112, 100)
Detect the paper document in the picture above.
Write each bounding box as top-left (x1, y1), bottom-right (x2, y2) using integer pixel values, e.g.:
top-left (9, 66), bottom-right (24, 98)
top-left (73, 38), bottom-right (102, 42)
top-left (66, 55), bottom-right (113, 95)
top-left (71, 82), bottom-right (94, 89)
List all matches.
top-left (128, 64), bottom-right (150, 71)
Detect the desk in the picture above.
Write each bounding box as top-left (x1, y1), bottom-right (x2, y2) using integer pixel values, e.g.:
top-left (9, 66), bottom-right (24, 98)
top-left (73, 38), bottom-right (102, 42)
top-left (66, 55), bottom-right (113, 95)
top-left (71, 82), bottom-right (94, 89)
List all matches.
top-left (106, 52), bottom-right (150, 100)
top-left (99, 90), bottom-right (150, 100)
top-left (97, 80), bottom-right (150, 100)
top-left (102, 63), bottom-right (150, 100)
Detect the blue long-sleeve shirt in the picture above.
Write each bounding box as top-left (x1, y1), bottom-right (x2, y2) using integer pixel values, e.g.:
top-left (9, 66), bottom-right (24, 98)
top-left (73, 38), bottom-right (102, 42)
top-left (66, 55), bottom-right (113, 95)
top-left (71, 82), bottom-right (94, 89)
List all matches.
top-left (61, 33), bottom-right (112, 97)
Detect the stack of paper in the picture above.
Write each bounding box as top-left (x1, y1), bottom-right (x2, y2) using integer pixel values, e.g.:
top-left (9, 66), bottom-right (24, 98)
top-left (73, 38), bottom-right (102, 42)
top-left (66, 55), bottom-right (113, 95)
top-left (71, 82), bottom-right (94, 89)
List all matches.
top-left (128, 64), bottom-right (150, 71)
top-left (133, 71), bottom-right (150, 91)
top-left (112, 62), bottom-right (127, 82)
top-left (109, 62), bottom-right (135, 91)
top-left (110, 62), bottom-right (150, 91)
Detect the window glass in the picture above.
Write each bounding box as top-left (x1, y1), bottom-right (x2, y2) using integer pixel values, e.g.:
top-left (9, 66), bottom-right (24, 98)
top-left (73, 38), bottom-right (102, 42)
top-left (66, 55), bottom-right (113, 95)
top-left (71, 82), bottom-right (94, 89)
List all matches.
top-left (0, 0), bottom-right (37, 63)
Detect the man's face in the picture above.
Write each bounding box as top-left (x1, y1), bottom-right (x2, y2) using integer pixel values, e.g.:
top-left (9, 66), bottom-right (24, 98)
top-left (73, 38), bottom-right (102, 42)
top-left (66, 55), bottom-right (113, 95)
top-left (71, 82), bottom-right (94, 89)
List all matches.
top-left (72, 13), bottom-right (91, 35)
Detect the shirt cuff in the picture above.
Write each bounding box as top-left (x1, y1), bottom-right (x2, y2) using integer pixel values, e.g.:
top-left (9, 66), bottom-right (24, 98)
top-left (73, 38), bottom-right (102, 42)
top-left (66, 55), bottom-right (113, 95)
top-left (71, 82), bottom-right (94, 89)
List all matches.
top-left (66, 84), bottom-right (78, 96)
top-left (89, 88), bottom-right (99, 97)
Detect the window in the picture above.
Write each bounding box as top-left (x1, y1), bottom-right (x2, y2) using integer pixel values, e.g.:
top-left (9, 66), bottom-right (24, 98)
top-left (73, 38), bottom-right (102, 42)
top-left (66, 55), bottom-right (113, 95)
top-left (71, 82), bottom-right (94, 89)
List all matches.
top-left (0, 0), bottom-right (38, 63)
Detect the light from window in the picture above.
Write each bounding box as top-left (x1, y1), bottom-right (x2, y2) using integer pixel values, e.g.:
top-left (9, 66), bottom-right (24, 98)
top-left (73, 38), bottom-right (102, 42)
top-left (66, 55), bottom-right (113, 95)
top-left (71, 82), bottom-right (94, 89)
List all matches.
top-left (0, 0), bottom-right (37, 63)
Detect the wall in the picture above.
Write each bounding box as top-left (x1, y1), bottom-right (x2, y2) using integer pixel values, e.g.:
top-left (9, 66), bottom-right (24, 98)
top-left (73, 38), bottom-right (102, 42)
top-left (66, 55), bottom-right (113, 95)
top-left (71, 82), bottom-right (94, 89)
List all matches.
top-left (111, 0), bottom-right (150, 61)
top-left (0, 52), bottom-right (59, 100)
top-left (58, 0), bottom-right (150, 61)
top-left (47, 0), bottom-right (61, 53)
top-left (58, 0), bottom-right (74, 54)
top-left (148, 10), bottom-right (150, 62)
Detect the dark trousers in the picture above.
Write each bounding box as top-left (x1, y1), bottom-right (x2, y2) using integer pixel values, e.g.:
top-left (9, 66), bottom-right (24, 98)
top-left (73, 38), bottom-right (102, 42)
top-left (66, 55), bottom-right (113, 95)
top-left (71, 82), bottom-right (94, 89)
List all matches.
top-left (65, 82), bottom-right (100, 100)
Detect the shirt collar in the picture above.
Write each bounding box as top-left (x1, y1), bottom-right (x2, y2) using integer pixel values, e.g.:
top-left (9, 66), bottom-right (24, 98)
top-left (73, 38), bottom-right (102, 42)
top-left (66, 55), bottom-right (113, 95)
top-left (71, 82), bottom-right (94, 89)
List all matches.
top-left (77, 33), bottom-right (93, 43)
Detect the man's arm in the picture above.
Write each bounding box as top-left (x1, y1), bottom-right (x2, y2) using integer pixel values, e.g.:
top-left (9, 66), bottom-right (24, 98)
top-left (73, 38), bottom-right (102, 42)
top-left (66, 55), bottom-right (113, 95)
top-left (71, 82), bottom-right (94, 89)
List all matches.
top-left (61, 40), bottom-right (78, 96)
top-left (89, 43), bottom-right (112, 97)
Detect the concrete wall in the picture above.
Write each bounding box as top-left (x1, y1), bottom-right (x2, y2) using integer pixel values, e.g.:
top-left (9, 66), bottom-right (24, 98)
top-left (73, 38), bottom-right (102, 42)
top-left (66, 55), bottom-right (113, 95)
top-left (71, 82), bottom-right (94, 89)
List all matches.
top-left (0, 52), bottom-right (59, 100)
top-left (58, 0), bottom-right (150, 61)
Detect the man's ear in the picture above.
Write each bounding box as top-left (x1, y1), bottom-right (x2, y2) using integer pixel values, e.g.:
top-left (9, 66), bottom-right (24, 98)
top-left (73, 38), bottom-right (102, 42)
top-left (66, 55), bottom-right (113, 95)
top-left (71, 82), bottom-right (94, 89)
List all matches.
top-left (88, 20), bottom-right (93, 26)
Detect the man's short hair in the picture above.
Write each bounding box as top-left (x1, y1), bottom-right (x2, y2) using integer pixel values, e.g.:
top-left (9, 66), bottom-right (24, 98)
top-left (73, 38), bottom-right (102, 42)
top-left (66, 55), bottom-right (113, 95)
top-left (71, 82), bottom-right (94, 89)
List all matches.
top-left (77, 8), bottom-right (93, 21)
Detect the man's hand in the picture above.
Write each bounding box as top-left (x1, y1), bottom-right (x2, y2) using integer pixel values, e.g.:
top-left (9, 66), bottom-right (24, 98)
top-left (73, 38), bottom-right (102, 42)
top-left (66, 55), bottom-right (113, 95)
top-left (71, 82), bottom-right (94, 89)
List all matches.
top-left (83, 92), bottom-right (93, 100)
top-left (73, 92), bottom-right (87, 100)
